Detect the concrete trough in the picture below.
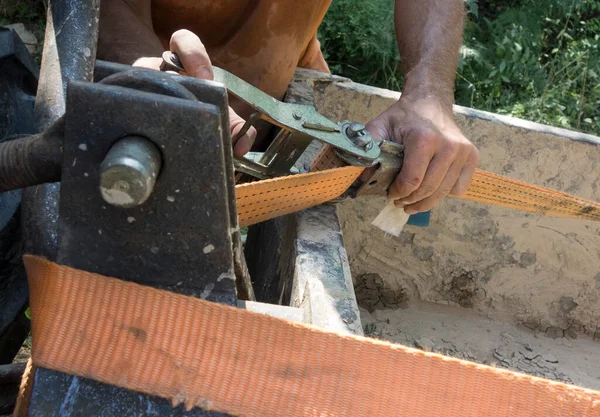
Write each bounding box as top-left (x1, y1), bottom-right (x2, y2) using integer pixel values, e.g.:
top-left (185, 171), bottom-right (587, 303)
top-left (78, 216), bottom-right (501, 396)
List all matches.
top-left (245, 68), bottom-right (600, 390)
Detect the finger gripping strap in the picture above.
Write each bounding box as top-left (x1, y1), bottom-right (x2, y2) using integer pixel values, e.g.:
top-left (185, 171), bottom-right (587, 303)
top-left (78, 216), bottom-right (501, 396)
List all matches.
top-left (22, 256), bottom-right (600, 416)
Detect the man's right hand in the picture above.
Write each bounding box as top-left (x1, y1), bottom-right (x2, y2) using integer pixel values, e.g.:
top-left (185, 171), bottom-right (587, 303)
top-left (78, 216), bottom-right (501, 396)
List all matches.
top-left (133, 29), bottom-right (257, 157)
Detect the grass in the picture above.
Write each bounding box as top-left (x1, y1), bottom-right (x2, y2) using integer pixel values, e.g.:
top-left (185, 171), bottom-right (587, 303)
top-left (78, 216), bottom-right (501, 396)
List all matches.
top-left (319, 0), bottom-right (600, 136)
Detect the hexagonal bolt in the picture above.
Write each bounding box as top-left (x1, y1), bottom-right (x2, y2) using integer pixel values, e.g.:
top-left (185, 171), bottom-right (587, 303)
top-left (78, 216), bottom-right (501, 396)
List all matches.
top-left (345, 122), bottom-right (365, 137)
top-left (345, 122), bottom-right (373, 149)
top-left (100, 136), bottom-right (162, 208)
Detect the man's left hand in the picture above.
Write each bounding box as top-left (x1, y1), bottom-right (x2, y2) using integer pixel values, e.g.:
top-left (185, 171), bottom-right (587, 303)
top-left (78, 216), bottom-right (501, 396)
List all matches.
top-left (366, 96), bottom-right (479, 215)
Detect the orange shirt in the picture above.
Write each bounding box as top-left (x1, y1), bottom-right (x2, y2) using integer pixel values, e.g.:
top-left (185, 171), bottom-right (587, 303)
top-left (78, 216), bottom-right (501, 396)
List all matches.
top-left (151, 0), bottom-right (332, 100)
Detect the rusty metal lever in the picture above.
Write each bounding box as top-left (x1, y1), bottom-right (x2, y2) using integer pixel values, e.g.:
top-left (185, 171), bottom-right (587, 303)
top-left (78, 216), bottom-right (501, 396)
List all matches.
top-left (161, 51), bottom-right (381, 179)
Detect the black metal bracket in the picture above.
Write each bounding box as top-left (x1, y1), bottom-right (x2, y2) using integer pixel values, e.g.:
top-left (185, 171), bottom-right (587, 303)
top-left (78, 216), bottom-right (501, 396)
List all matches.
top-left (27, 67), bottom-right (239, 416)
top-left (0, 27), bottom-right (38, 368)
top-left (57, 73), bottom-right (237, 301)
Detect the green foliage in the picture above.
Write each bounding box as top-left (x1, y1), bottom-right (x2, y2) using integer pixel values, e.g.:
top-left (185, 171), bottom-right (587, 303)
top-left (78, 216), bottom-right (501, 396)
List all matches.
top-left (0, 0), bottom-right (46, 61)
top-left (459, 0), bottom-right (600, 133)
top-left (319, 0), bottom-right (600, 135)
top-left (0, 0), bottom-right (45, 26)
top-left (318, 0), bottom-right (403, 91)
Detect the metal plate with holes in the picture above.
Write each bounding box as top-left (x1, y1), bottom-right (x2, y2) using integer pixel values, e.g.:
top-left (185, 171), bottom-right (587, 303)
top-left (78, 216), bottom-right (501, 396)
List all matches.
top-left (355, 140), bottom-right (404, 197)
top-left (58, 80), bottom-right (236, 303)
top-left (212, 67), bottom-right (380, 161)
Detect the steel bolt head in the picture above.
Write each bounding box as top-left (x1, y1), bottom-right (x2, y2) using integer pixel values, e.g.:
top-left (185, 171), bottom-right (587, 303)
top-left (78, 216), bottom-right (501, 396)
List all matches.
top-left (345, 122), bottom-right (373, 149)
top-left (345, 122), bottom-right (366, 138)
top-left (100, 136), bottom-right (162, 208)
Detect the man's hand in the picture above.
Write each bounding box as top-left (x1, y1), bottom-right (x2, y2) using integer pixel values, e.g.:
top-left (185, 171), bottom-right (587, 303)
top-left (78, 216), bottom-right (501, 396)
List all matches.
top-left (366, 96), bottom-right (478, 215)
top-left (364, 0), bottom-right (478, 215)
top-left (133, 30), bottom-right (256, 157)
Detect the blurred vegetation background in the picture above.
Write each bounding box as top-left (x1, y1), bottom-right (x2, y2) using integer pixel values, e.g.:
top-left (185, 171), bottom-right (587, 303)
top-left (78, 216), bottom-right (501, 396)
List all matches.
top-left (319, 0), bottom-right (600, 135)
top-left (1, 0), bottom-right (598, 135)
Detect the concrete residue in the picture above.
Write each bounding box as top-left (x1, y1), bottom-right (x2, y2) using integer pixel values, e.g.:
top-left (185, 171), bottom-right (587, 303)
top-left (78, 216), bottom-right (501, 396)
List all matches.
top-left (339, 195), bottom-right (600, 340)
top-left (355, 273), bottom-right (409, 312)
top-left (361, 302), bottom-right (600, 390)
top-left (217, 271), bottom-right (235, 282)
top-left (309, 75), bottom-right (600, 340)
top-left (100, 187), bottom-right (135, 206)
top-left (200, 283), bottom-right (214, 299)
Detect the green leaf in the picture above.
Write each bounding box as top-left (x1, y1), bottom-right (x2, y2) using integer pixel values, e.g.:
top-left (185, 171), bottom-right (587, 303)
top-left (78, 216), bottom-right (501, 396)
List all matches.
top-left (25, 307), bottom-right (31, 320)
top-left (514, 42), bottom-right (523, 52)
top-left (499, 61), bottom-right (506, 72)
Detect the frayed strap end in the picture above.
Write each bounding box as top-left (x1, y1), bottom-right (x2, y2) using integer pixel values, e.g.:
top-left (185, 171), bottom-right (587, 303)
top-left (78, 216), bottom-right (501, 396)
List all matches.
top-left (372, 200), bottom-right (410, 236)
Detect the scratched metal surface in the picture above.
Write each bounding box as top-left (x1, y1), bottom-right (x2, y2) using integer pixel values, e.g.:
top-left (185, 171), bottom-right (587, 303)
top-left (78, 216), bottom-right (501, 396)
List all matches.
top-left (25, 1), bottom-right (238, 416)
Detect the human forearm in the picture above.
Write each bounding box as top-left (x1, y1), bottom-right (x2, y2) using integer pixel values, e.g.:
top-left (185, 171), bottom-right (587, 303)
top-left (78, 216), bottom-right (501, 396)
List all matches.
top-left (394, 0), bottom-right (464, 108)
top-left (97, 0), bottom-right (163, 65)
top-left (365, 0), bottom-right (477, 216)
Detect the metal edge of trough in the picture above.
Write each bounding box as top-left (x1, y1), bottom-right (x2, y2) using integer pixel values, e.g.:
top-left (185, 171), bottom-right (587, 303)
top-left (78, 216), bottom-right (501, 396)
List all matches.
top-left (244, 203), bottom-right (363, 336)
top-left (243, 70), bottom-right (363, 336)
top-left (307, 70), bottom-right (600, 147)
top-left (247, 64), bottom-right (596, 334)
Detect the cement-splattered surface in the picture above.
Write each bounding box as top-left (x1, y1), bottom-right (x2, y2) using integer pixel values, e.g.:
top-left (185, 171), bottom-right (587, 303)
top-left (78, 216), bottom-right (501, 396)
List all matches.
top-left (361, 302), bottom-right (600, 390)
top-left (307, 74), bottom-right (600, 339)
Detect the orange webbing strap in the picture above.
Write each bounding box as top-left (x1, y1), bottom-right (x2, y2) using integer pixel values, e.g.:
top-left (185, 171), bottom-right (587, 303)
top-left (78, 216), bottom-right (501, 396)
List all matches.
top-left (309, 144), bottom-right (347, 171)
top-left (236, 165), bottom-right (363, 227)
top-left (464, 169), bottom-right (600, 221)
top-left (233, 145), bottom-right (600, 227)
top-left (20, 255), bottom-right (600, 416)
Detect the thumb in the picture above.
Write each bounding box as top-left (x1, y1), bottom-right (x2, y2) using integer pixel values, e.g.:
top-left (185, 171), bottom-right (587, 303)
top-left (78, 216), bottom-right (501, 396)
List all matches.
top-left (169, 29), bottom-right (213, 79)
top-left (229, 107), bottom-right (257, 157)
top-left (361, 116), bottom-right (391, 181)
top-left (365, 116), bottom-right (390, 144)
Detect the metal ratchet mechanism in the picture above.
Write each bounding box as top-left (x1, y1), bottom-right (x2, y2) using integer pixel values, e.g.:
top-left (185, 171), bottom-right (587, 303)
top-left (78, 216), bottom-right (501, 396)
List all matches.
top-left (161, 51), bottom-right (403, 195)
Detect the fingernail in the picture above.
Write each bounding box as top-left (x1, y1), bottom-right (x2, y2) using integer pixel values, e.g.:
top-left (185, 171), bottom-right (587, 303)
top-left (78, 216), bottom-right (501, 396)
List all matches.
top-left (396, 199), bottom-right (414, 206)
top-left (394, 200), bottom-right (406, 208)
top-left (404, 207), bottom-right (417, 215)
